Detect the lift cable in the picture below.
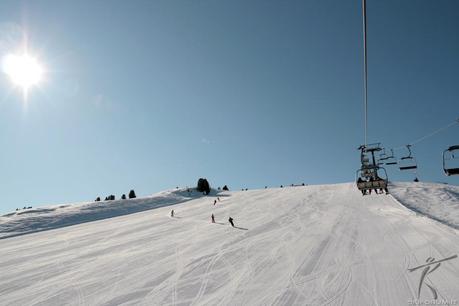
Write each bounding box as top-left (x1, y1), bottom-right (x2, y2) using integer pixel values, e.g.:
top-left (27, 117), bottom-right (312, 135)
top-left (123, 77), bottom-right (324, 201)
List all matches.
top-left (391, 117), bottom-right (459, 151)
top-left (362, 0), bottom-right (368, 147)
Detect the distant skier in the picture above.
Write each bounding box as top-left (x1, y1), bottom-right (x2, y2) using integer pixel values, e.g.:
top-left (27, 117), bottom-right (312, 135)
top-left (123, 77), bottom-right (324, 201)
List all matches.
top-left (217, 197), bottom-right (220, 202)
top-left (170, 210), bottom-right (174, 217)
top-left (228, 217), bottom-right (234, 227)
top-left (213, 200), bottom-right (217, 205)
top-left (211, 214), bottom-right (215, 223)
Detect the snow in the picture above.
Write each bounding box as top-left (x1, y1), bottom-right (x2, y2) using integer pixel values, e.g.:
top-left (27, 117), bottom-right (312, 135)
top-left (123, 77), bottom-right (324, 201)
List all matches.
top-left (0, 183), bottom-right (459, 305)
top-left (391, 182), bottom-right (459, 229)
top-left (0, 188), bottom-right (206, 239)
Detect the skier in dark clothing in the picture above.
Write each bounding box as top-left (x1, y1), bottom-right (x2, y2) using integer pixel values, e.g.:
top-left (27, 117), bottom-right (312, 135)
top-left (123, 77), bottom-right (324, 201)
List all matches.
top-left (228, 217), bottom-right (234, 227)
top-left (370, 177), bottom-right (379, 194)
top-left (213, 200), bottom-right (217, 205)
top-left (211, 214), bottom-right (215, 223)
top-left (357, 177), bottom-right (366, 195)
top-left (170, 210), bottom-right (174, 217)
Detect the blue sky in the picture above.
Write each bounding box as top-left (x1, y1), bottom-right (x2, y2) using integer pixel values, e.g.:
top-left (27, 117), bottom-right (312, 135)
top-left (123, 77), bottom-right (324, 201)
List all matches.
top-left (0, 0), bottom-right (458, 213)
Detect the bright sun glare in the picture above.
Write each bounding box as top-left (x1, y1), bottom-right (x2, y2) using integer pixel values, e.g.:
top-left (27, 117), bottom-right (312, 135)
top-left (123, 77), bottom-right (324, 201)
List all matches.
top-left (2, 53), bottom-right (44, 90)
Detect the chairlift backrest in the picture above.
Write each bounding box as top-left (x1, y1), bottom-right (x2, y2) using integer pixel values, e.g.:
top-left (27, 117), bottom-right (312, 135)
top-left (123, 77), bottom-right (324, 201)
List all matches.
top-left (399, 161), bottom-right (417, 171)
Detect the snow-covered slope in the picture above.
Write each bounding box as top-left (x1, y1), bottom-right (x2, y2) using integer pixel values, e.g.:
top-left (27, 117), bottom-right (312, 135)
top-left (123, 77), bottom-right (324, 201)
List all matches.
top-left (391, 182), bottom-right (459, 229)
top-left (0, 188), bottom-right (207, 239)
top-left (1, 183), bottom-right (458, 305)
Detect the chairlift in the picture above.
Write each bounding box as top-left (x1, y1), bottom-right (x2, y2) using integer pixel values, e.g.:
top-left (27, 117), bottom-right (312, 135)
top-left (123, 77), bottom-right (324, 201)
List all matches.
top-left (380, 149), bottom-right (397, 166)
top-left (399, 145), bottom-right (418, 171)
top-left (356, 144), bottom-right (389, 194)
top-left (379, 149), bottom-right (388, 161)
top-left (443, 145), bottom-right (459, 176)
top-left (355, 2), bottom-right (388, 195)
top-left (356, 167), bottom-right (388, 195)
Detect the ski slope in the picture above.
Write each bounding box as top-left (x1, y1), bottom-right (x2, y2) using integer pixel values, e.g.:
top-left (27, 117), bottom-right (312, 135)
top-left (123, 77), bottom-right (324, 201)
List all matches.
top-left (391, 182), bottom-right (459, 230)
top-left (1, 183), bottom-right (458, 305)
top-left (0, 189), bottom-right (206, 240)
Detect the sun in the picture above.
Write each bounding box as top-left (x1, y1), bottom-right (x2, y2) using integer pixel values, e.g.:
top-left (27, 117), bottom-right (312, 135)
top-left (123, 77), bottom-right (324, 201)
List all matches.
top-left (2, 53), bottom-right (44, 91)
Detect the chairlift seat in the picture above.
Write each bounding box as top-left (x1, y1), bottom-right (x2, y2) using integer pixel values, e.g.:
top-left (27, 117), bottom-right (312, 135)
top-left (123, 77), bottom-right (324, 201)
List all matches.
top-left (445, 168), bottom-right (459, 176)
top-left (357, 179), bottom-right (388, 191)
top-left (356, 165), bottom-right (388, 193)
top-left (399, 165), bottom-right (417, 171)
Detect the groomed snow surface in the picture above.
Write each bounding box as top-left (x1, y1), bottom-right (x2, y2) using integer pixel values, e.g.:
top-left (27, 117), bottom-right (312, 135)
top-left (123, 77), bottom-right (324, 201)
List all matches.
top-left (1, 182), bottom-right (459, 305)
top-left (390, 182), bottom-right (459, 230)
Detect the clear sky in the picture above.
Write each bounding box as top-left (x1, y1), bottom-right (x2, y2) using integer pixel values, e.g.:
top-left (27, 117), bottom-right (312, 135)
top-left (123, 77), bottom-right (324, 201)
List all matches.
top-left (0, 0), bottom-right (458, 214)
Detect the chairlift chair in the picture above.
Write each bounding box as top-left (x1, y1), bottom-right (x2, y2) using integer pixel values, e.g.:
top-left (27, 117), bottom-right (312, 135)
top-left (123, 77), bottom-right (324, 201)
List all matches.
top-left (356, 166), bottom-right (388, 194)
top-left (399, 145), bottom-right (418, 171)
top-left (443, 145), bottom-right (459, 176)
top-left (356, 144), bottom-right (388, 194)
top-left (379, 149), bottom-right (388, 161)
top-left (381, 149), bottom-right (397, 165)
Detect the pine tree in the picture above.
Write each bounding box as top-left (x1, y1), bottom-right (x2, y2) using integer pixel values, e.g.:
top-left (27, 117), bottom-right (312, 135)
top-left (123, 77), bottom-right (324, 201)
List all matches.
top-left (197, 178), bottom-right (210, 195)
top-left (129, 190), bottom-right (136, 199)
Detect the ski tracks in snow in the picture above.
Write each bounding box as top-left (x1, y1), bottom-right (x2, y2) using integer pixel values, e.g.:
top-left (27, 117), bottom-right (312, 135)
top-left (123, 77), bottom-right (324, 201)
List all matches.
top-left (2, 183), bottom-right (459, 305)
